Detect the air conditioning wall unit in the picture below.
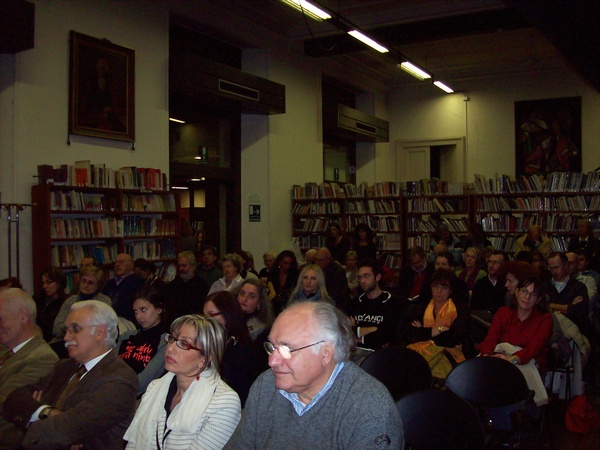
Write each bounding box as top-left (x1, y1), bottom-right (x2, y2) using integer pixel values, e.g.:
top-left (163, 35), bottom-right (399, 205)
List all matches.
top-left (323, 104), bottom-right (389, 142)
top-left (170, 53), bottom-right (285, 115)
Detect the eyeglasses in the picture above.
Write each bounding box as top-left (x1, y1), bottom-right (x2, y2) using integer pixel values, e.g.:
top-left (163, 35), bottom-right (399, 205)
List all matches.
top-left (520, 288), bottom-right (538, 300)
top-left (164, 333), bottom-right (204, 353)
top-left (61, 324), bottom-right (96, 336)
top-left (80, 278), bottom-right (98, 287)
top-left (264, 340), bottom-right (325, 359)
top-left (205, 311), bottom-right (223, 318)
top-left (431, 283), bottom-right (450, 291)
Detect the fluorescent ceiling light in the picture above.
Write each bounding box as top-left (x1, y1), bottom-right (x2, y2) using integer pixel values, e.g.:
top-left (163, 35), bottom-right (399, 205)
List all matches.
top-left (348, 30), bottom-right (389, 53)
top-left (169, 118), bottom-right (185, 123)
top-left (434, 80), bottom-right (454, 93)
top-left (399, 61), bottom-right (431, 80)
top-left (189, 177), bottom-right (206, 182)
top-left (171, 186), bottom-right (189, 190)
top-left (279, 0), bottom-right (331, 21)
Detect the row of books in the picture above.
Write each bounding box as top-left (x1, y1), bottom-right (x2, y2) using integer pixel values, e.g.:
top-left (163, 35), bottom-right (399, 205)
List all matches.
top-left (407, 235), bottom-right (432, 251)
top-left (38, 162), bottom-right (168, 191)
top-left (405, 197), bottom-right (467, 213)
top-left (342, 216), bottom-right (400, 232)
top-left (473, 172), bottom-right (600, 194)
top-left (376, 234), bottom-right (402, 251)
top-left (487, 236), bottom-right (517, 253)
top-left (122, 194), bottom-right (176, 212)
top-left (403, 179), bottom-right (466, 196)
top-left (51, 218), bottom-right (120, 239)
top-left (123, 240), bottom-right (177, 260)
top-left (295, 217), bottom-right (333, 233)
top-left (476, 196), bottom-right (525, 212)
top-left (291, 202), bottom-right (341, 215)
top-left (51, 243), bottom-right (118, 268)
top-left (477, 213), bottom-right (595, 233)
top-left (345, 199), bottom-right (399, 214)
top-left (50, 217), bottom-right (177, 239)
top-left (122, 217), bottom-right (177, 237)
top-left (293, 235), bottom-right (328, 250)
top-left (50, 191), bottom-right (117, 212)
top-left (381, 252), bottom-right (402, 270)
top-left (406, 216), bottom-right (469, 234)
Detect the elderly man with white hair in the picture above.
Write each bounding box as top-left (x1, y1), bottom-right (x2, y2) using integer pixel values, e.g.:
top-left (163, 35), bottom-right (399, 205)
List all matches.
top-left (2, 300), bottom-right (138, 449)
top-left (0, 288), bottom-right (58, 449)
top-left (225, 301), bottom-right (404, 449)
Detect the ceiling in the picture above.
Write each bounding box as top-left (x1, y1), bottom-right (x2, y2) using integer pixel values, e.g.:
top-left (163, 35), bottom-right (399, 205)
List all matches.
top-left (177, 0), bottom-right (600, 93)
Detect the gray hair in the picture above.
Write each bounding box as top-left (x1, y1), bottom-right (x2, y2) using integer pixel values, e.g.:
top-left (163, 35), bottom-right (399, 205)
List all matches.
top-left (178, 250), bottom-right (197, 266)
top-left (171, 314), bottom-right (227, 375)
top-left (70, 300), bottom-right (118, 348)
top-left (220, 253), bottom-right (243, 273)
top-left (309, 302), bottom-right (355, 362)
top-left (0, 288), bottom-right (37, 322)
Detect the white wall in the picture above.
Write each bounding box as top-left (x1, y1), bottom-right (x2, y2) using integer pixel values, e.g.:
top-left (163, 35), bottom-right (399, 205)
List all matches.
top-left (0, 0), bottom-right (169, 290)
top-left (389, 69), bottom-right (600, 180)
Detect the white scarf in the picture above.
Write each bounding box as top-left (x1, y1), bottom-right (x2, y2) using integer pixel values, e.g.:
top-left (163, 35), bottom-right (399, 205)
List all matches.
top-left (124, 368), bottom-right (220, 448)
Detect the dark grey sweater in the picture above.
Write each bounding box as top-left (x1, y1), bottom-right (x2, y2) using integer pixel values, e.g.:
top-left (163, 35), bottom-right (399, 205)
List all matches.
top-left (225, 362), bottom-right (404, 449)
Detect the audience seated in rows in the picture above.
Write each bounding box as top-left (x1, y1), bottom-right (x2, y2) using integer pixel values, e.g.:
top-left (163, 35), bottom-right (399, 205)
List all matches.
top-left (470, 250), bottom-right (508, 315)
top-left (456, 246), bottom-right (486, 293)
top-left (514, 224), bottom-right (553, 259)
top-left (198, 245), bottom-right (223, 287)
top-left (315, 247), bottom-right (351, 313)
top-left (2, 300), bottom-right (138, 449)
top-left (398, 246), bottom-right (434, 302)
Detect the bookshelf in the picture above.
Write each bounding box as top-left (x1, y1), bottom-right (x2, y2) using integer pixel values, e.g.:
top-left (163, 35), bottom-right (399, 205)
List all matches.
top-left (473, 172), bottom-right (600, 253)
top-left (32, 184), bottom-right (180, 292)
top-left (291, 181), bottom-right (444, 272)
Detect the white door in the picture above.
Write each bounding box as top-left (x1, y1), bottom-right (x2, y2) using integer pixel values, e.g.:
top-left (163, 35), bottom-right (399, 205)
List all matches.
top-left (403, 146), bottom-right (430, 180)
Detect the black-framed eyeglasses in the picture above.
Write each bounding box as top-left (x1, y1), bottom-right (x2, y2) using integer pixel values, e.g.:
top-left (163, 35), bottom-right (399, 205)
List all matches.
top-left (164, 333), bottom-right (204, 353)
top-left (61, 324), bottom-right (96, 336)
top-left (264, 340), bottom-right (325, 360)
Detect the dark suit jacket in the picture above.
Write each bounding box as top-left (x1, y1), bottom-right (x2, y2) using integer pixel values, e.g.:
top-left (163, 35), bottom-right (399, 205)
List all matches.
top-left (2, 349), bottom-right (138, 450)
top-left (102, 273), bottom-right (145, 322)
top-left (0, 335), bottom-right (58, 450)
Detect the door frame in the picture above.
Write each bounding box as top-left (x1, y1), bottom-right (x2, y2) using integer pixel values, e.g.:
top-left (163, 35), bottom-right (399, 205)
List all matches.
top-left (396, 137), bottom-right (466, 182)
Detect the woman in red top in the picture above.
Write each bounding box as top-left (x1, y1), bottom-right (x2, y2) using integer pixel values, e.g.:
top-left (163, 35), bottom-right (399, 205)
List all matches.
top-left (477, 277), bottom-right (553, 373)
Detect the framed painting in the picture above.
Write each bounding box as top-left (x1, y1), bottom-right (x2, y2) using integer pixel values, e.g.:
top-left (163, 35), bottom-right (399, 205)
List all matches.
top-left (69, 31), bottom-right (135, 142)
top-left (515, 96), bottom-right (581, 176)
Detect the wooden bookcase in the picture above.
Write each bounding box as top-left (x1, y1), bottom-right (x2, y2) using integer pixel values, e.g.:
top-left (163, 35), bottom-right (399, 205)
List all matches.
top-left (32, 184), bottom-right (180, 292)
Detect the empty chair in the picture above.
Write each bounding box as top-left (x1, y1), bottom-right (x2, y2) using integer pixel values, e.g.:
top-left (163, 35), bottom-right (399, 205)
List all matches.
top-left (445, 357), bottom-right (534, 447)
top-left (445, 356), bottom-right (530, 408)
top-left (360, 346), bottom-right (432, 401)
top-left (396, 389), bottom-right (485, 450)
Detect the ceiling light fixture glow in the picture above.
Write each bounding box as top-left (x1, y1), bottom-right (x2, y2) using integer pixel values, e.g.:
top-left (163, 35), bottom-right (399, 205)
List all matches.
top-left (169, 118), bottom-right (185, 123)
top-left (171, 186), bottom-right (189, 190)
top-left (278, 0), bottom-right (331, 21)
top-left (434, 80), bottom-right (454, 93)
top-left (348, 30), bottom-right (389, 53)
top-left (399, 61), bottom-right (431, 80)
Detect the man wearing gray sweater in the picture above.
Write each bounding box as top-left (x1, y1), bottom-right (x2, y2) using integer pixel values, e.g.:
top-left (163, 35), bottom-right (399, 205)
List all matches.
top-left (225, 301), bottom-right (403, 449)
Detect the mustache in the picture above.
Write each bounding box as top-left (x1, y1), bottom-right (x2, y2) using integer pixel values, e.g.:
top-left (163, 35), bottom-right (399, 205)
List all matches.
top-left (64, 340), bottom-right (77, 348)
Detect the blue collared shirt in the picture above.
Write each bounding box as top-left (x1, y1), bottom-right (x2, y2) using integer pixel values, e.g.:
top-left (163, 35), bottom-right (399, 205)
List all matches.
top-left (279, 361), bottom-right (345, 416)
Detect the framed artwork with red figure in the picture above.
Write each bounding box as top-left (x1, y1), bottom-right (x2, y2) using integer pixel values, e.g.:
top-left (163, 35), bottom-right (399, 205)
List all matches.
top-left (515, 96), bottom-right (581, 177)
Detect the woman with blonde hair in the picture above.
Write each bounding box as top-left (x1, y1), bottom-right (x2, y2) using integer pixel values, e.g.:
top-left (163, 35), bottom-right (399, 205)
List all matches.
top-left (124, 314), bottom-right (241, 449)
top-left (289, 264), bottom-right (335, 306)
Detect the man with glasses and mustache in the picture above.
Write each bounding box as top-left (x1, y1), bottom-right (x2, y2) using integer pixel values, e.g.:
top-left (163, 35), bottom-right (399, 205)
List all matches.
top-left (2, 300), bottom-right (138, 449)
top-left (225, 301), bottom-right (403, 449)
top-left (349, 259), bottom-right (406, 350)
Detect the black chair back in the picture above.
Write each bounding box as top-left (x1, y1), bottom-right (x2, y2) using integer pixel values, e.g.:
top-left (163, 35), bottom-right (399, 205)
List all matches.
top-left (445, 356), bottom-right (529, 407)
top-left (396, 389), bottom-right (485, 450)
top-left (360, 346), bottom-right (432, 401)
